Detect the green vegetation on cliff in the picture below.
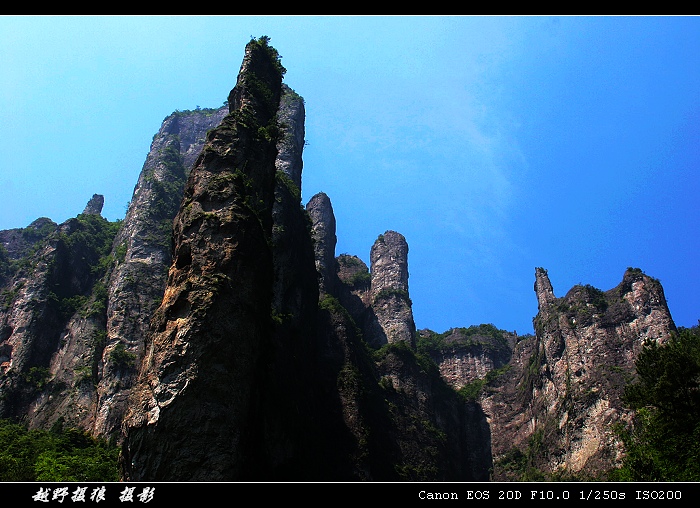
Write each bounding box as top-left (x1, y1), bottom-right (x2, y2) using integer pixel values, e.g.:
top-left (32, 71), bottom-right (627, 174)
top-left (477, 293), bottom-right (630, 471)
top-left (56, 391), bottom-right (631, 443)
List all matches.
top-left (417, 323), bottom-right (511, 357)
top-left (496, 324), bottom-right (700, 481)
top-left (612, 325), bottom-right (700, 481)
top-left (48, 213), bottom-right (121, 319)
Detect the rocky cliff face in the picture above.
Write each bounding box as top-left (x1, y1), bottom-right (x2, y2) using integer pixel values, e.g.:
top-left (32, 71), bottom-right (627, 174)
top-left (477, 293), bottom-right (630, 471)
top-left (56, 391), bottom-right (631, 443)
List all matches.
top-left (121, 38), bottom-right (287, 480)
top-left (96, 106), bottom-right (228, 440)
top-left (304, 193), bottom-right (489, 480)
top-left (482, 267), bottom-right (677, 480)
top-left (0, 37), bottom-right (684, 482)
top-left (419, 325), bottom-right (515, 391)
top-left (0, 202), bottom-right (119, 432)
top-left (0, 99), bottom-right (229, 438)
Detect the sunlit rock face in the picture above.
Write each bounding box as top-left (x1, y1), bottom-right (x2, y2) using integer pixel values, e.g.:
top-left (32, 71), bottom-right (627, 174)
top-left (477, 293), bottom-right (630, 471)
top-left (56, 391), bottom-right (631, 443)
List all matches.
top-left (482, 267), bottom-right (677, 480)
top-left (276, 84), bottom-right (305, 189)
top-left (423, 326), bottom-right (515, 391)
top-left (94, 106), bottom-right (228, 440)
top-left (368, 231), bottom-right (416, 348)
top-left (328, 230), bottom-right (417, 349)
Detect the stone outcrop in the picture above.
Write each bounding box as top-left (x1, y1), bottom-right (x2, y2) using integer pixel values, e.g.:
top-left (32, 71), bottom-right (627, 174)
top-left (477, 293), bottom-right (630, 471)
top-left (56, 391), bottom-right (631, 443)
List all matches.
top-left (306, 192), bottom-right (338, 296)
top-left (82, 194), bottom-right (105, 215)
top-left (534, 266), bottom-right (556, 311)
top-left (305, 222), bottom-right (417, 349)
top-left (372, 341), bottom-right (492, 481)
top-left (271, 86), bottom-right (317, 326)
top-left (0, 198), bottom-right (119, 431)
top-left (368, 231), bottom-right (416, 347)
top-left (336, 253), bottom-right (372, 329)
top-left (276, 84), bottom-right (305, 189)
top-left (0, 217), bottom-right (56, 262)
top-left (482, 267), bottom-right (677, 480)
top-left (95, 106), bottom-right (227, 439)
top-left (420, 325), bottom-right (515, 391)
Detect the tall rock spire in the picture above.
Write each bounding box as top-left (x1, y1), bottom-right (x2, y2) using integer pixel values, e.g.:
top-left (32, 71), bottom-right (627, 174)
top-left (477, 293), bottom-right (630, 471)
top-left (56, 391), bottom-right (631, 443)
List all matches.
top-left (276, 84), bottom-right (305, 189)
top-left (534, 266), bottom-right (556, 311)
top-left (368, 230), bottom-right (416, 347)
top-left (306, 192), bottom-right (338, 297)
top-left (271, 85), bottom-right (316, 319)
top-left (94, 106), bottom-right (227, 439)
top-left (82, 194), bottom-right (104, 215)
top-left (122, 37), bottom-right (285, 481)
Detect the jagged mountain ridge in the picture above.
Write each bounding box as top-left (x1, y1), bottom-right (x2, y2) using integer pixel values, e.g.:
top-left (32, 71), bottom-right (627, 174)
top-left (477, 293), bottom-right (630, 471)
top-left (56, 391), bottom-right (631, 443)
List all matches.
top-left (0, 38), bottom-right (678, 481)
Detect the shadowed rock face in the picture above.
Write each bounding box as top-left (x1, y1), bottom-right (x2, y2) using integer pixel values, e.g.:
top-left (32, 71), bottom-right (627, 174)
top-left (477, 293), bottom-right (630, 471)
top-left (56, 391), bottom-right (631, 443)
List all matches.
top-left (82, 194), bottom-right (104, 215)
top-left (121, 38), bottom-right (285, 481)
top-left (306, 192), bottom-right (337, 296)
top-left (311, 226), bottom-right (417, 350)
top-left (271, 86), bottom-right (316, 325)
top-left (0, 199), bottom-right (118, 430)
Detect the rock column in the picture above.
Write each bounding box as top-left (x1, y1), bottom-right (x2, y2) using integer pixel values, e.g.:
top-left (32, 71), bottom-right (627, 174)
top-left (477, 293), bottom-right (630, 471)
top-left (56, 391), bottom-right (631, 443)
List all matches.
top-left (534, 267), bottom-right (556, 311)
top-left (368, 230), bottom-right (415, 347)
top-left (306, 192), bottom-right (338, 297)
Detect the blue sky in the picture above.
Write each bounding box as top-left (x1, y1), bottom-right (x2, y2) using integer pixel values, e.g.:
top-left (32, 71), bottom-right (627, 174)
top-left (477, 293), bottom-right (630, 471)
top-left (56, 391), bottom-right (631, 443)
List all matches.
top-left (1, 15), bottom-right (699, 336)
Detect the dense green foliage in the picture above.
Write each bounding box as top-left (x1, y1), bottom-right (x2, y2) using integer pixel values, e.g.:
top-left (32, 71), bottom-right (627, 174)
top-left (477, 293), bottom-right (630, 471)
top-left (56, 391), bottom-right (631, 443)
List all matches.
top-left (53, 214), bottom-right (121, 272)
top-left (0, 419), bottom-right (119, 481)
top-left (417, 323), bottom-right (509, 357)
top-left (0, 245), bottom-right (11, 284)
top-left (458, 364), bottom-right (512, 402)
top-left (49, 213), bottom-right (121, 319)
top-left (275, 170), bottom-right (301, 204)
top-left (337, 254), bottom-right (371, 288)
top-left (109, 342), bottom-right (136, 370)
top-left (611, 326), bottom-right (700, 480)
top-left (249, 35), bottom-right (286, 78)
top-left (372, 288), bottom-right (411, 306)
top-left (0, 220), bottom-right (56, 285)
